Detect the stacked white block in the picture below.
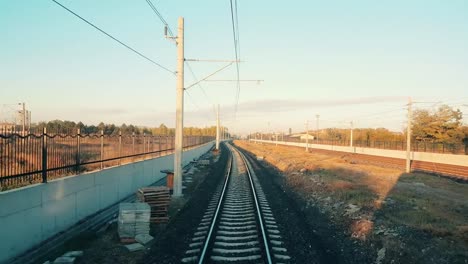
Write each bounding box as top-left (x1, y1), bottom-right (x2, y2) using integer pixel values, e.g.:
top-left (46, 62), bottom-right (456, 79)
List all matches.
top-left (118, 203), bottom-right (151, 240)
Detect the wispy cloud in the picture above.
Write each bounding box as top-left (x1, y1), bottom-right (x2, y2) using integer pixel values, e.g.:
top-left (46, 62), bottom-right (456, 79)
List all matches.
top-left (181, 96), bottom-right (407, 119)
top-left (236, 96), bottom-right (407, 113)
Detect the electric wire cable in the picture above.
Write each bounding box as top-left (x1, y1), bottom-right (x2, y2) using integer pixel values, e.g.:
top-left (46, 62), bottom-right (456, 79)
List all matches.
top-left (51, 0), bottom-right (175, 75)
top-left (145, 0), bottom-right (174, 37)
top-left (184, 89), bottom-right (201, 111)
top-left (185, 61), bottom-right (214, 106)
top-left (229, 0), bottom-right (241, 116)
top-left (234, 0), bottom-right (241, 113)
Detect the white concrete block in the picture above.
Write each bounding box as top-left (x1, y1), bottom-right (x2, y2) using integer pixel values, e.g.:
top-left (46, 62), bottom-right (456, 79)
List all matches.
top-left (118, 170), bottom-right (134, 199)
top-left (42, 173), bottom-right (94, 203)
top-left (98, 183), bottom-right (119, 210)
top-left (255, 140), bottom-right (468, 167)
top-left (0, 143), bottom-right (213, 263)
top-left (76, 187), bottom-right (99, 220)
top-left (0, 184), bottom-right (43, 217)
top-left (95, 169), bottom-right (117, 185)
top-left (42, 193), bottom-right (77, 232)
top-left (0, 206), bottom-right (42, 262)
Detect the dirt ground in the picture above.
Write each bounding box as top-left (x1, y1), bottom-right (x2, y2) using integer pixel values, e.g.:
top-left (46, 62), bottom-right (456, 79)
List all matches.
top-left (43, 141), bottom-right (467, 263)
top-left (234, 140), bottom-right (468, 264)
top-left (42, 145), bottom-right (227, 264)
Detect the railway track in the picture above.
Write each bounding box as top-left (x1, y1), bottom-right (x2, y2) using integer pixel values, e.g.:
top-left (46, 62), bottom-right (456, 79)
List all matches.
top-left (182, 143), bottom-right (290, 263)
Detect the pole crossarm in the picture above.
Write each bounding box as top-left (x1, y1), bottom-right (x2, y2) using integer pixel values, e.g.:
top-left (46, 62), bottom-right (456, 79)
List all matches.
top-left (185, 59), bottom-right (242, 63)
top-left (203, 80), bottom-right (264, 82)
top-left (184, 62), bottom-right (234, 90)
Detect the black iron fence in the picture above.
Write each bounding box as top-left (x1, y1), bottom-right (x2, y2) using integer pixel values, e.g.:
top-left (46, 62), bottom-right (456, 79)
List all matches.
top-left (259, 136), bottom-right (467, 155)
top-left (0, 129), bottom-right (214, 190)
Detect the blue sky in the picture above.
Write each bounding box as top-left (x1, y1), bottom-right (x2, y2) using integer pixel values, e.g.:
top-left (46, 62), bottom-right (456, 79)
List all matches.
top-left (1, 0), bottom-right (467, 134)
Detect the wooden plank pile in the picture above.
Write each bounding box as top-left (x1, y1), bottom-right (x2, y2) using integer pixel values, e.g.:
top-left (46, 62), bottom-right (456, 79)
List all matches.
top-left (137, 187), bottom-right (171, 224)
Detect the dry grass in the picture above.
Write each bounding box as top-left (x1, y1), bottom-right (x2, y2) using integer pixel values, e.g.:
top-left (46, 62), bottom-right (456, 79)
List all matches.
top-left (1, 136), bottom-right (207, 191)
top-left (235, 140), bottom-right (468, 252)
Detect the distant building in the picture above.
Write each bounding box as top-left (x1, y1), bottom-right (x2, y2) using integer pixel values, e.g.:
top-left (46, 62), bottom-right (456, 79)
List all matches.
top-left (289, 133), bottom-right (315, 140)
top-left (0, 122), bottom-right (15, 132)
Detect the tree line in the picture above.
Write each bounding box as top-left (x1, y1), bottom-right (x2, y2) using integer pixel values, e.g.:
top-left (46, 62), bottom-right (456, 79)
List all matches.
top-left (282, 104), bottom-right (467, 148)
top-left (322, 105), bottom-right (467, 145)
top-left (31, 120), bottom-right (227, 137)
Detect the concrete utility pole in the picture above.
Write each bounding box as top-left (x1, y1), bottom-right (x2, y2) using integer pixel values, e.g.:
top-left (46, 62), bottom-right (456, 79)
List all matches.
top-left (350, 121), bottom-right (354, 148)
top-left (173, 17), bottom-right (184, 197)
top-left (406, 97), bottom-right (412, 173)
top-left (267, 122), bottom-right (271, 141)
top-left (316, 114), bottom-right (320, 143)
top-left (20, 102), bottom-right (26, 136)
top-left (28, 111), bottom-right (31, 133)
top-left (216, 104), bottom-right (220, 150)
top-left (305, 121), bottom-right (309, 152)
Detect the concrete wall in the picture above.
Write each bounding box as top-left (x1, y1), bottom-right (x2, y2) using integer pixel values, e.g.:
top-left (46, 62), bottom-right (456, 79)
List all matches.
top-left (0, 142), bottom-right (214, 263)
top-left (251, 140), bottom-right (468, 167)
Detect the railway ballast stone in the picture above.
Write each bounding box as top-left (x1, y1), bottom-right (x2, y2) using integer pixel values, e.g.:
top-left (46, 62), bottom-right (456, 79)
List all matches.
top-left (135, 234), bottom-right (154, 245)
top-left (125, 243), bottom-right (145, 252)
top-left (62, 251), bottom-right (83, 257)
top-left (53, 256), bottom-right (75, 263)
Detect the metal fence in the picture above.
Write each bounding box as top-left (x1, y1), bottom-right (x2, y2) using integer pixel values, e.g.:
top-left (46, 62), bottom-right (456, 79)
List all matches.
top-left (261, 136), bottom-right (467, 155)
top-left (0, 128), bottom-right (214, 190)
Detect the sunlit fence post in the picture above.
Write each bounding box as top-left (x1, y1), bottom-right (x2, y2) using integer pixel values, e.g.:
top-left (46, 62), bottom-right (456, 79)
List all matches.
top-left (166, 135), bottom-right (169, 155)
top-left (143, 133), bottom-right (146, 158)
top-left (76, 128), bottom-right (81, 172)
top-left (41, 127), bottom-right (48, 183)
top-left (119, 131), bottom-right (122, 165)
top-left (158, 136), bottom-right (161, 157)
top-left (0, 131), bottom-right (214, 190)
top-left (132, 132), bottom-right (135, 161)
top-left (100, 130), bottom-right (104, 170)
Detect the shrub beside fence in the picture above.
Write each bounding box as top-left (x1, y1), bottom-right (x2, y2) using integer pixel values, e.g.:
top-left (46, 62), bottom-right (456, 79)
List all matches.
top-left (0, 128), bottom-right (214, 190)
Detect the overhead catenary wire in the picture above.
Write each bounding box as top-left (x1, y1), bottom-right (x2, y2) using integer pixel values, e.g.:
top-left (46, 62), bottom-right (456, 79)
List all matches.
top-left (185, 61), bottom-right (213, 106)
top-left (234, 0), bottom-right (241, 110)
top-left (50, 0), bottom-right (175, 75)
top-left (229, 0), bottom-right (241, 116)
top-left (184, 89), bottom-right (201, 111)
top-left (234, 0), bottom-right (240, 60)
top-left (185, 62), bottom-right (234, 90)
top-left (145, 0), bottom-right (174, 37)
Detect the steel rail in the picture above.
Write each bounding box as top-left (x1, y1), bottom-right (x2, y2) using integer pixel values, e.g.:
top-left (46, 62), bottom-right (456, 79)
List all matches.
top-left (198, 148), bottom-right (233, 263)
top-left (236, 145), bottom-right (273, 264)
top-left (197, 143), bottom-right (273, 263)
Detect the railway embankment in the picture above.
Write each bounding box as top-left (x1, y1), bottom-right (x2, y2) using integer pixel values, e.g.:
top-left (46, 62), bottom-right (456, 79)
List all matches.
top-left (235, 140), bottom-right (468, 264)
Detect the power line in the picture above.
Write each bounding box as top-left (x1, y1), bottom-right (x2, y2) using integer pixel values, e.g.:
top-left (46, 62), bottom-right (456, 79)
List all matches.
top-left (229, 0), bottom-right (241, 116)
top-left (145, 0), bottom-right (174, 37)
top-left (185, 61), bottom-right (212, 103)
top-left (184, 89), bottom-right (201, 110)
top-left (185, 61), bottom-right (217, 116)
top-left (234, 0), bottom-right (241, 115)
top-left (234, 0), bottom-right (240, 60)
top-left (51, 0), bottom-right (175, 75)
